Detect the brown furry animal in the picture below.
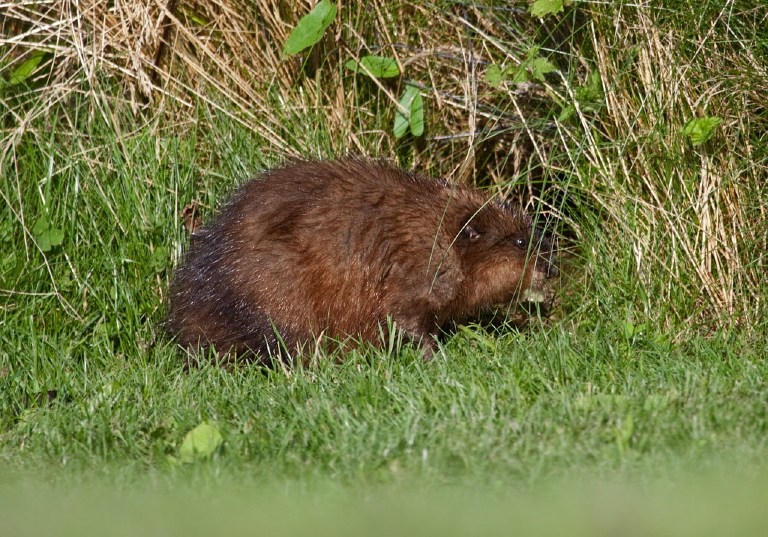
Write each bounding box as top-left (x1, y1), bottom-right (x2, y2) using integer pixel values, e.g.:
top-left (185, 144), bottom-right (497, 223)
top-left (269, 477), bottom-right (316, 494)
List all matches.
top-left (166, 159), bottom-right (557, 363)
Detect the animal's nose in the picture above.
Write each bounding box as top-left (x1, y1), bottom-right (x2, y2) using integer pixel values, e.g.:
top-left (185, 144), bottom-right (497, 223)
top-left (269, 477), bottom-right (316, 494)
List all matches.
top-left (545, 249), bottom-right (559, 278)
top-left (535, 242), bottom-right (558, 279)
top-left (546, 259), bottom-right (559, 279)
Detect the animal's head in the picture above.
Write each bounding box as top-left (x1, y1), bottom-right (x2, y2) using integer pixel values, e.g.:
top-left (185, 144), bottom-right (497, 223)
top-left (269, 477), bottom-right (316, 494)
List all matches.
top-left (456, 201), bottom-right (558, 309)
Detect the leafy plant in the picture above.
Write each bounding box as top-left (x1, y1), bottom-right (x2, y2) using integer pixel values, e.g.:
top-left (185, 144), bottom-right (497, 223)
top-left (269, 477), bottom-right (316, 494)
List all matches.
top-left (344, 55), bottom-right (400, 78)
top-left (530, 0), bottom-right (567, 17)
top-left (32, 217), bottom-right (64, 252)
top-left (179, 421), bottom-right (224, 463)
top-left (393, 85), bottom-right (424, 138)
top-left (484, 46), bottom-right (558, 88)
top-left (282, 0), bottom-right (337, 57)
top-left (7, 50), bottom-right (47, 85)
top-left (681, 116), bottom-right (723, 145)
top-left (284, 3), bottom-right (426, 139)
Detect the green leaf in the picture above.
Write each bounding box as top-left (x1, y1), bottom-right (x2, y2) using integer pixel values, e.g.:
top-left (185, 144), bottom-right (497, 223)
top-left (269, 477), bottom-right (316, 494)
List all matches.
top-left (182, 7), bottom-right (209, 26)
top-left (623, 321), bottom-right (646, 340)
top-left (409, 91), bottom-right (424, 136)
top-left (32, 217), bottom-right (64, 252)
top-left (346, 55), bottom-right (400, 78)
top-left (485, 64), bottom-right (503, 88)
top-left (558, 104), bottom-right (576, 123)
top-left (530, 0), bottom-right (564, 17)
top-left (623, 321), bottom-right (635, 339)
top-left (9, 50), bottom-right (46, 85)
top-left (486, 64), bottom-right (534, 86)
top-left (575, 70), bottom-right (602, 102)
top-left (394, 85), bottom-right (424, 139)
top-left (48, 227), bottom-right (64, 248)
top-left (151, 246), bottom-right (169, 273)
top-left (561, 71), bottom-right (602, 122)
top-left (283, 0), bottom-right (337, 56)
top-left (530, 57), bottom-right (557, 81)
top-left (511, 66), bottom-right (529, 84)
top-left (394, 88), bottom-right (413, 139)
top-left (179, 422), bottom-right (224, 463)
top-left (681, 116), bottom-right (723, 145)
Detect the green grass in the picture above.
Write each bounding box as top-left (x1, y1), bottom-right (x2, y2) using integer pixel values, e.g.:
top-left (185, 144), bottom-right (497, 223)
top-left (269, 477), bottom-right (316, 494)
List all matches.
top-left (5, 309), bottom-right (768, 485)
top-left (2, 0), bottom-right (768, 533)
top-left (4, 475), bottom-right (768, 536)
top-left (4, 109), bottom-right (767, 532)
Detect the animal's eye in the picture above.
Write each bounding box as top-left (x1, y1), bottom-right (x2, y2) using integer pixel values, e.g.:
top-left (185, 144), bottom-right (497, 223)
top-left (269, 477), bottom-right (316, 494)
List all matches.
top-left (515, 237), bottom-right (528, 249)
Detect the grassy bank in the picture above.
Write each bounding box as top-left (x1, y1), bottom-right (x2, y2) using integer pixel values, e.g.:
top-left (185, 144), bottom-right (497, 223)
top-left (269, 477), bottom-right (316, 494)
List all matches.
top-left (2, 0), bottom-right (767, 531)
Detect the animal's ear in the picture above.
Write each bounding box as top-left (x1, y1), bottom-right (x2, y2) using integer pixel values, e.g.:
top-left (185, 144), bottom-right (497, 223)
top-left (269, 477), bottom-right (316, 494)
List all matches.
top-left (462, 224), bottom-right (481, 241)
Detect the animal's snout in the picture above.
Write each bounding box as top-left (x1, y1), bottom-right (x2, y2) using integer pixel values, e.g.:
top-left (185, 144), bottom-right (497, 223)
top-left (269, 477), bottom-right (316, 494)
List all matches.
top-left (533, 236), bottom-right (558, 279)
top-left (542, 251), bottom-right (558, 279)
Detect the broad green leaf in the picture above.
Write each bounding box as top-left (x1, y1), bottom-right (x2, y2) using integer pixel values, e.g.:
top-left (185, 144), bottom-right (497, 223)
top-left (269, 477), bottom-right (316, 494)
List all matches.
top-left (32, 217), bottom-right (64, 252)
top-left (681, 116), bottom-right (722, 145)
top-left (32, 218), bottom-right (48, 237)
top-left (409, 91), bottom-right (424, 136)
top-left (283, 0), bottom-right (337, 56)
top-left (485, 64), bottom-right (503, 87)
top-left (346, 55), bottom-right (400, 78)
top-left (180, 422), bottom-right (223, 463)
top-left (394, 87), bottom-right (414, 139)
top-left (48, 227), bottom-right (64, 248)
top-left (9, 50), bottom-right (46, 85)
top-left (394, 85), bottom-right (423, 139)
top-left (531, 57), bottom-right (557, 81)
top-left (530, 0), bottom-right (564, 17)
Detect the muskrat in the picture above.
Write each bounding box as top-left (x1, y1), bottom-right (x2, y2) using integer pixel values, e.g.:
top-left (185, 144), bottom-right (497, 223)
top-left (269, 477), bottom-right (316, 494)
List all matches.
top-left (166, 158), bottom-right (557, 364)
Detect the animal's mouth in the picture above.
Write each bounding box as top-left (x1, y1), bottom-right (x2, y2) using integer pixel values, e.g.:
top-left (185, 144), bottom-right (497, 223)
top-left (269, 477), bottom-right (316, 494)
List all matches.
top-left (521, 272), bottom-right (551, 303)
top-left (521, 285), bottom-right (548, 303)
top-left (521, 288), bottom-right (546, 303)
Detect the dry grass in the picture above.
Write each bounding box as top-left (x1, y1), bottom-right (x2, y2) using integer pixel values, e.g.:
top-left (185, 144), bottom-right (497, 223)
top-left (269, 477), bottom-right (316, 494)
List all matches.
top-left (1, 1), bottom-right (557, 164)
top-left (2, 0), bottom-right (766, 330)
top-left (581, 3), bottom-right (768, 327)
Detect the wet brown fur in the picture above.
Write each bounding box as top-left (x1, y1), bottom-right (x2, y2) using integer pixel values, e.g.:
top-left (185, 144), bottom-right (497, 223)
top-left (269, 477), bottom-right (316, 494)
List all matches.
top-left (166, 159), bottom-right (556, 363)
